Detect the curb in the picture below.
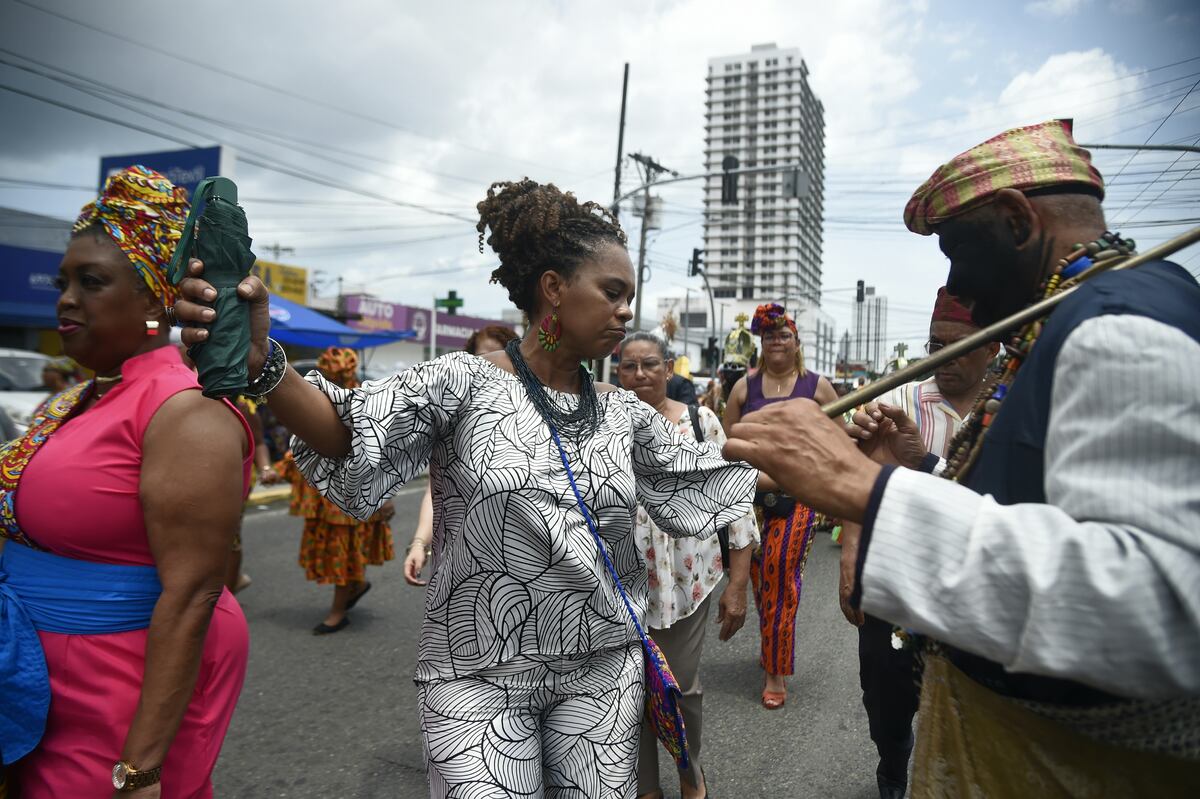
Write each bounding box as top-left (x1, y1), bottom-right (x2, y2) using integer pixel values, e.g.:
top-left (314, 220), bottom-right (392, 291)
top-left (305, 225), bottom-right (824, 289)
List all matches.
top-left (246, 484), bottom-right (291, 506)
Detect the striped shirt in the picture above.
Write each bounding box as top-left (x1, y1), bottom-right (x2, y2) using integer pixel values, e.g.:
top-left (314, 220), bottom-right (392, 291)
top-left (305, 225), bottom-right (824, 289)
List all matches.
top-left (859, 314), bottom-right (1200, 700)
top-left (882, 376), bottom-right (967, 459)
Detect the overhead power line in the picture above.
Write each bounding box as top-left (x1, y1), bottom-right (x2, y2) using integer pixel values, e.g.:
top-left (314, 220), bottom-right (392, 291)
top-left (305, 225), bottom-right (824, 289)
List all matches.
top-left (0, 82), bottom-right (477, 224)
top-left (12, 0), bottom-right (586, 177)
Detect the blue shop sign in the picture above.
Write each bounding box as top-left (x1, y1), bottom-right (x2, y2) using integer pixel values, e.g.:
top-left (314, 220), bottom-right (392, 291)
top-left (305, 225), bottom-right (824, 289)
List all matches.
top-left (0, 243), bottom-right (62, 327)
top-left (99, 146), bottom-right (227, 200)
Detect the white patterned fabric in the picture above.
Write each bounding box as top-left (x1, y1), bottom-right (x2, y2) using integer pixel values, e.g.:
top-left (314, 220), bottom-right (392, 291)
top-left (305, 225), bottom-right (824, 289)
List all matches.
top-left (417, 644), bottom-right (644, 799)
top-left (635, 404), bottom-right (758, 629)
top-left (292, 353), bottom-right (758, 683)
top-left (860, 315), bottom-right (1200, 699)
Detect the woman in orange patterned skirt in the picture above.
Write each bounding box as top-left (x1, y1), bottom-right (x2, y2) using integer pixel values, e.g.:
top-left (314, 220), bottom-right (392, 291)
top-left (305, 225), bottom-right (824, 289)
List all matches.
top-left (269, 347), bottom-right (395, 634)
top-left (723, 304), bottom-right (839, 708)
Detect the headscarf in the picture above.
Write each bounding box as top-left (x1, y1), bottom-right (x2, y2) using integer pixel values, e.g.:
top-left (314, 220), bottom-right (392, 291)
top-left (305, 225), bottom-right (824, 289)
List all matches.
top-left (750, 303), bottom-right (798, 336)
top-left (931, 287), bottom-right (974, 326)
top-left (751, 302), bottom-right (805, 375)
top-left (903, 119), bottom-right (1105, 236)
top-left (73, 165), bottom-right (190, 307)
top-left (317, 347), bottom-right (360, 389)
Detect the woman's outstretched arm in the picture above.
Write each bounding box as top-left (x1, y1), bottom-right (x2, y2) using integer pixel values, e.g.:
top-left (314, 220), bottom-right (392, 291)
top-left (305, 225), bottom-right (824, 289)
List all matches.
top-left (176, 258), bottom-right (349, 457)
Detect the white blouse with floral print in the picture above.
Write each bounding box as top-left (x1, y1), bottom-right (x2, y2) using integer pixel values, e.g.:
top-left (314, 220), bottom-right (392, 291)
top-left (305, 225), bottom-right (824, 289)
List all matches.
top-left (636, 403), bottom-right (760, 630)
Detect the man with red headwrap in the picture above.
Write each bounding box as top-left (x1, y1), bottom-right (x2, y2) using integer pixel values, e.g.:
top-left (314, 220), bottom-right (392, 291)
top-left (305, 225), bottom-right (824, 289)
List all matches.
top-left (839, 288), bottom-right (997, 799)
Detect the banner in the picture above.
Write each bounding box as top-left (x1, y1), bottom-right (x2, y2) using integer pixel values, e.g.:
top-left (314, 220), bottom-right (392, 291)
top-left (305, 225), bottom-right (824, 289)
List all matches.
top-left (342, 295), bottom-right (505, 350)
top-left (99, 146), bottom-right (232, 200)
top-left (252, 260), bottom-right (309, 305)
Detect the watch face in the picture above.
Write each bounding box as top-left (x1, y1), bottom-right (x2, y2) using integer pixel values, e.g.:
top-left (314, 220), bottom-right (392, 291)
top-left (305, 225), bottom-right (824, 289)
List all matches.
top-left (112, 762), bottom-right (129, 789)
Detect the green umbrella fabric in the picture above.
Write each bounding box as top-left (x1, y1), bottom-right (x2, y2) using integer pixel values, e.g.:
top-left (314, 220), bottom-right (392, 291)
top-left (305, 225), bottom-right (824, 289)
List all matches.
top-left (168, 177), bottom-right (257, 399)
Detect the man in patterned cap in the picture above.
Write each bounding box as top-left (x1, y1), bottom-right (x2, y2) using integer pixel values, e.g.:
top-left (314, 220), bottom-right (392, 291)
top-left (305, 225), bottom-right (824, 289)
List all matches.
top-left (725, 120), bottom-right (1200, 795)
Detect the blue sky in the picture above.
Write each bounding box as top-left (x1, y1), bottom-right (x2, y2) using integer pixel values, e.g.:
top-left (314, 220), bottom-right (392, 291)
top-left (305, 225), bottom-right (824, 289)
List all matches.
top-left (1, 0), bottom-right (1197, 355)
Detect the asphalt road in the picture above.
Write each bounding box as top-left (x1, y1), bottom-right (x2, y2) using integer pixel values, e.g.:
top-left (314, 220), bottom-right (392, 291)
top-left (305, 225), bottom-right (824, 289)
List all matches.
top-left (215, 482), bottom-right (880, 799)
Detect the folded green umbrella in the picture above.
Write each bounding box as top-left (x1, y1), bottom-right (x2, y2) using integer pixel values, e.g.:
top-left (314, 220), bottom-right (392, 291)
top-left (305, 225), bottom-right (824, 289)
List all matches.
top-left (168, 177), bottom-right (257, 399)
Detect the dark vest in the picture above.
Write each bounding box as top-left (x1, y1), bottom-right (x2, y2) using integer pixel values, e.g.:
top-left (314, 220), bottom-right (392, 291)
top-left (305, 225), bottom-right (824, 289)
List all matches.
top-left (946, 260), bottom-right (1200, 705)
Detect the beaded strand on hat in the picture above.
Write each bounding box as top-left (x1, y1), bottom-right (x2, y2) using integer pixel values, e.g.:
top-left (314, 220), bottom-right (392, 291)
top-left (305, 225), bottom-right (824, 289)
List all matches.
top-left (941, 231), bottom-right (1136, 483)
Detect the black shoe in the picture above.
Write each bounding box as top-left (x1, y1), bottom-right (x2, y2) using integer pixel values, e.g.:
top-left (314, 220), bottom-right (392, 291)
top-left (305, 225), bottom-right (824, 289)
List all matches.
top-left (312, 617), bottom-right (351, 635)
top-left (877, 774), bottom-right (907, 799)
top-left (346, 581), bottom-right (372, 611)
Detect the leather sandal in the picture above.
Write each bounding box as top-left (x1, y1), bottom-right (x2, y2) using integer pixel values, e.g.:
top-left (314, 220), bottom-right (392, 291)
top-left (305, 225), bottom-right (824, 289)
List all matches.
top-left (762, 680), bottom-right (786, 710)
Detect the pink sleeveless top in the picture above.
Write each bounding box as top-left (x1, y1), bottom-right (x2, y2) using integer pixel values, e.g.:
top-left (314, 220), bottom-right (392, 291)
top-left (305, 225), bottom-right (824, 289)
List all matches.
top-left (15, 344), bottom-right (252, 564)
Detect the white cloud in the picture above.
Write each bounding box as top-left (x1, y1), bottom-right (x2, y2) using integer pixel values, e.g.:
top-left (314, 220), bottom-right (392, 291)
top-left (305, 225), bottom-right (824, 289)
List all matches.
top-left (1026, 0), bottom-right (1091, 17)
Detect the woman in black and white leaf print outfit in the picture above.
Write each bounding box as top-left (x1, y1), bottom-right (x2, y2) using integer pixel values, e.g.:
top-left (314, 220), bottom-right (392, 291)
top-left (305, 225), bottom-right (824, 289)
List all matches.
top-left (176, 178), bottom-right (757, 798)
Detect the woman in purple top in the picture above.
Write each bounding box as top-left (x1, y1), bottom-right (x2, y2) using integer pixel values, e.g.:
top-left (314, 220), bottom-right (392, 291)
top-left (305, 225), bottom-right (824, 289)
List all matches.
top-left (724, 303), bottom-right (837, 709)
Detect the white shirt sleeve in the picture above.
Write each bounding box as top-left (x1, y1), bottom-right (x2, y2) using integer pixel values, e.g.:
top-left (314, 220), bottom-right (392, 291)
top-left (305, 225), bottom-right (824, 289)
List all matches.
top-left (859, 315), bottom-right (1200, 699)
top-left (291, 353), bottom-right (473, 519)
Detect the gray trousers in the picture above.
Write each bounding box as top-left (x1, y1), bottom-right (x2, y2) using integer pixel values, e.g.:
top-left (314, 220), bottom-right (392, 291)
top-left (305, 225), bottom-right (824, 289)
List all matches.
top-left (637, 593), bottom-right (712, 794)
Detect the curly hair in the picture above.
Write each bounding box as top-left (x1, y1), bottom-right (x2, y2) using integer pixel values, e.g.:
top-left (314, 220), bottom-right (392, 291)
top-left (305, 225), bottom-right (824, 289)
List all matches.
top-left (476, 178), bottom-right (627, 315)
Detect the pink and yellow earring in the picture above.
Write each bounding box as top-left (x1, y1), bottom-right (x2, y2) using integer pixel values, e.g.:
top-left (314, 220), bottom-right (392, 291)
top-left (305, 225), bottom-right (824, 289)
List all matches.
top-left (537, 309), bottom-right (562, 352)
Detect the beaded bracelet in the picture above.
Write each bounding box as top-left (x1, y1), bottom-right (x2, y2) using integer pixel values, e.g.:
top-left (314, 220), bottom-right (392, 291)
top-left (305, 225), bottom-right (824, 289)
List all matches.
top-left (243, 337), bottom-right (288, 400)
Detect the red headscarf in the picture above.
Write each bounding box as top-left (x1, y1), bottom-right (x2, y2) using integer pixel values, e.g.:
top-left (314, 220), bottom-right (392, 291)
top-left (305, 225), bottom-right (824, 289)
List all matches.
top-left (931, 287), bottom-right (974, 326)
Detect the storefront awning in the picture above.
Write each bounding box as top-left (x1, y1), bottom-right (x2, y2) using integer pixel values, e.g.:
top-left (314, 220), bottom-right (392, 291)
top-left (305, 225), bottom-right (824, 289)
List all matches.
top-left (268, 294), bottom-right (415, 349)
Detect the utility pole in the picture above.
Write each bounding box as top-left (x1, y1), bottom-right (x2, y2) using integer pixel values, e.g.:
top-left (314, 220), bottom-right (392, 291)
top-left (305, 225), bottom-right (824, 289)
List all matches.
top-left (629, 152), bottom-right (677, 330)
top-left (261, 242), bottom-right (294, 260)
top-left (612, 63), bottom-right (630, 221)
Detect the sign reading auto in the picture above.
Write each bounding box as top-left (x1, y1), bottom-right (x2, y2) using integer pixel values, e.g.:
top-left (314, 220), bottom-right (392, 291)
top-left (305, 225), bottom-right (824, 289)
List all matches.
top-left (342, 295), bottom-right (504, 350)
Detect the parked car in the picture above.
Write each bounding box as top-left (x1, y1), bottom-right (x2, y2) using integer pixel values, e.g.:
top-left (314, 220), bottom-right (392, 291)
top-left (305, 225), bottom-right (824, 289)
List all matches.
top-left (0, 348), bottom-right (51, 434)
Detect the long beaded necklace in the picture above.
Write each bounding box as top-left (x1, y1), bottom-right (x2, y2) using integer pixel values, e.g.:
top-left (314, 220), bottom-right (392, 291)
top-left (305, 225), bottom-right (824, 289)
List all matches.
top-left (505, 339), bottom-right (601, 444)
top-left (941, 231), bottom-right (1136, 483)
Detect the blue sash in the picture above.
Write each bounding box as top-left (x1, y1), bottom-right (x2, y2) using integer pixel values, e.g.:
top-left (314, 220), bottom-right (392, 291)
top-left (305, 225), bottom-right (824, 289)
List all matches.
top-left (0, 544), bottom-right (161, 765)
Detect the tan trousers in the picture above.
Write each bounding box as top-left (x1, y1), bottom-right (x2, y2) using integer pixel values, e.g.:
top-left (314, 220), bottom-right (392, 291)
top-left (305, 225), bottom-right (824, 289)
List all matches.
top-left (913, 655), bottom-right (1200, 798)
top-left (637, 593), bottom-right (712, 794)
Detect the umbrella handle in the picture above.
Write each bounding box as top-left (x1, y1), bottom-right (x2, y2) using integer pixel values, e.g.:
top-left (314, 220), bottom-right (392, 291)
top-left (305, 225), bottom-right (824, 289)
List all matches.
top-left (167, 177), bottom-right (241, 286)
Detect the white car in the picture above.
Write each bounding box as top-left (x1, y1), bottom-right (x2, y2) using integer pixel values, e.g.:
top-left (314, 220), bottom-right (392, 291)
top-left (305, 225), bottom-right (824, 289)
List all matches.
top-left (0, 348), bottom-right (51, 434)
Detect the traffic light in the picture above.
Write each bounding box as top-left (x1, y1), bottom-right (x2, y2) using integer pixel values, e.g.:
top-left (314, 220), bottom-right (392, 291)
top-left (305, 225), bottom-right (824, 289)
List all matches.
top-left (721, 155), bottom-right (739, 205)
top-left (705, 336), bottom-right (719, 371)
top-left (856, 280), bottom-right (865, 303)
top-left (690, 248), bottom-right (704, 277)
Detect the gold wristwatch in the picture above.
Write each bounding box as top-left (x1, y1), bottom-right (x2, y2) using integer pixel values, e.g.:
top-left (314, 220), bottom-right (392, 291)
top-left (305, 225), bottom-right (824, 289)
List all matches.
top-left (112, 760), bottom-right (162, 792)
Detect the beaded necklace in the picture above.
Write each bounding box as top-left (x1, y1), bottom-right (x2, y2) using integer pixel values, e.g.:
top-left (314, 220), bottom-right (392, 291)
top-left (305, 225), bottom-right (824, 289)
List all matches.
top-left (941, 231), bottom-right (1136, 483)
top-left (504, 339), bottom-right (601, 444)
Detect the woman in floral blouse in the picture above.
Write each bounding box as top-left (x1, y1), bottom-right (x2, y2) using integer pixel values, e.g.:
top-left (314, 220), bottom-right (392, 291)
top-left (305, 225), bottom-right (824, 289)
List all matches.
top-left (618, 332), bottom-right (759, 799)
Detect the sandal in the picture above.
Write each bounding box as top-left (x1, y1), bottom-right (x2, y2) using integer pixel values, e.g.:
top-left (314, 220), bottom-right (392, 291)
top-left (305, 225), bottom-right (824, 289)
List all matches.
top-left (762, 679), bottom-right (786, 710)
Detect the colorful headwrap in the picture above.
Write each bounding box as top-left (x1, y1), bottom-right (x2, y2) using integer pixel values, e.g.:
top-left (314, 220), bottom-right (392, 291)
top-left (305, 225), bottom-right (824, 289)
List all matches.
top-left (317, 346), bottom-right (360, 389)
top-left (931, 287), bottom-right (974, 327)
top-left (750, 303), bottom-right (797, 336)
top-left (73, 165), bottom-right (190, 307)
top-left (903, 119), bottom-right (1105, 236)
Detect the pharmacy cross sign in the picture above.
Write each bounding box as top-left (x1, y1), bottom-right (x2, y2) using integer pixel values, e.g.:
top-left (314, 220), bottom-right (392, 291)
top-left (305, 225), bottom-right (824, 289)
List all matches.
top-left (435, 291), bottom-right (464, 315)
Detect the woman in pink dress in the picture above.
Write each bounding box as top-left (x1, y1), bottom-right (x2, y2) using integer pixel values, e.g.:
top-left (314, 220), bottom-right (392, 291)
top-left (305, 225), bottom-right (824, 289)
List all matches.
top-left (0, 167), bottom-right (251, 798)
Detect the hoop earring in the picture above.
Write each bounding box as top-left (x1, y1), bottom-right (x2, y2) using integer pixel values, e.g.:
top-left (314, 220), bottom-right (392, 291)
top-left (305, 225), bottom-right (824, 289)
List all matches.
top-left (537, 310), bottom-right (562, 352)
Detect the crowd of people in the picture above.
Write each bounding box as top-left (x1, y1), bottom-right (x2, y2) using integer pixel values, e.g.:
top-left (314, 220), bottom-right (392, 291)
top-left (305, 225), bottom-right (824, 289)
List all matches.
top-left (0, 117), bottom-right (1197, 799)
